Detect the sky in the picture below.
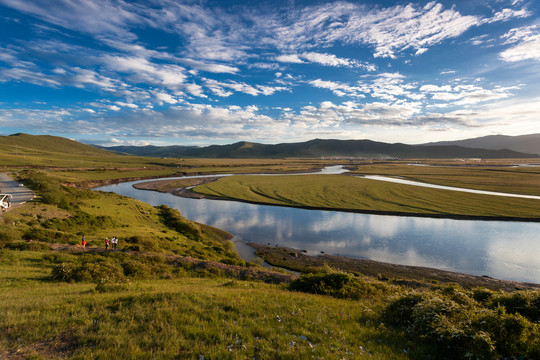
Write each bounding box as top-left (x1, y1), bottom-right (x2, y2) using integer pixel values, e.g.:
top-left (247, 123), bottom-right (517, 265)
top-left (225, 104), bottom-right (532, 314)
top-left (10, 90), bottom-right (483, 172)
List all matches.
top-left (0, 0), bottom-right (539, 146)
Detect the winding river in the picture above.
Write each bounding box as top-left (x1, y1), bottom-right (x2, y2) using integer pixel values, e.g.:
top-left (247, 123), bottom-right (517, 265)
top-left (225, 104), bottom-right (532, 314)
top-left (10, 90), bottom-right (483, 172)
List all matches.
top-left (96, 167), bottom-right (540, 284)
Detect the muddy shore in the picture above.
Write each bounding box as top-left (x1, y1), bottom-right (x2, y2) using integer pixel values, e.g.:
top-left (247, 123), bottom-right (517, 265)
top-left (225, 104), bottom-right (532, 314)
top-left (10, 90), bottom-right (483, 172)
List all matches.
top-left (249, 243), bottom-right (540, 291)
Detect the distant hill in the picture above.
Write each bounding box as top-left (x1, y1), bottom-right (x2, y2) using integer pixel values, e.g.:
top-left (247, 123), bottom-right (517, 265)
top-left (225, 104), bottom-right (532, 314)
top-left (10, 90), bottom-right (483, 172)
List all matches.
top-left (101, 138), bottom-right (537, 159)
top-left (1, 133), bottom-right (112, 157)
top-left (422, 134), bottom-right (540, 155)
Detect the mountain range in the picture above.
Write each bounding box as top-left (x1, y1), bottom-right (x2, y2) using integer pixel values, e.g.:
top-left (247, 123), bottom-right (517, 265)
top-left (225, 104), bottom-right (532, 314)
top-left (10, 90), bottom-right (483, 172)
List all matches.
top-left (423, 133), bottom-right (540, 155)
top-left (100, 134), bottom-right (540, 159)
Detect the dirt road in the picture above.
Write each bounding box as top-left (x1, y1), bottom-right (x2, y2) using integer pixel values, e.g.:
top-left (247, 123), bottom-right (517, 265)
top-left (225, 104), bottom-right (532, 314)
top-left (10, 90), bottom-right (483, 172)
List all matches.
top-left (0, 173), bottom-right (34, 212)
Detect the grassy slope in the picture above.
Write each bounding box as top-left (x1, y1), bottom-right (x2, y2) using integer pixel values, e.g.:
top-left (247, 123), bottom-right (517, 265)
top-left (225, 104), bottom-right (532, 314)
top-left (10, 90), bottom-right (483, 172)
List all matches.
top-left (192, 174), bottom-right (540, 219)
top-left (0, 251), bottom-right (416, 360)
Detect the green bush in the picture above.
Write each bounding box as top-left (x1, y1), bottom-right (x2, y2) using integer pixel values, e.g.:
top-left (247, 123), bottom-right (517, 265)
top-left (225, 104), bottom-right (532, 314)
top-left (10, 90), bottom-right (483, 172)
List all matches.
top-left (381, 293), bottom-right (425, 328)
top-left (0, 226), bottom-right (21, 246)
top-left (124, 235), bottom-right (159, 252)
top-left (50, 260), bottom-right (124, 283)
top-left (289, 272), bottom-right (390, 300)
top-left (220, 257), bottom-right (246, 266)
top-left (22, 228), bottom-right (73, 243)
top-left (475, 307), bottom-right (534, 357)
top-left (4, 241), bottom-right (51, 251)
top-left (157, 205), bottom-right (202, 240)
top-left (381, 288), bottom-right (540, 359)
top-left (121, 260), bottom-right (151, 278)
top-left (488, 292), bottom-right (536, 320)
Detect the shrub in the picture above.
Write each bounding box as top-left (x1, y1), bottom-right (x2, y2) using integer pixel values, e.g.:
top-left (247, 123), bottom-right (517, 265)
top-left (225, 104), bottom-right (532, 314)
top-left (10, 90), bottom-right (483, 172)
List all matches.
top-left (121, 260), bottom-right (151, 278)
top-left (4, 241), bottom-right (51, 251)
top-left (382, 289), bottom-right (540, 359)
top-left (472, 287), bottom-right (494, 303)
top-left (381, 293), bottom-right (425, 328)
top-left (22, 228), bottom-right (73, 243)
top-left (50, 262), bottom-right (76, 282)
top-left (220, 257), bottom-right (246, 266)
top-left (0, 226), bottom-right (21, 246)
top-left (488, 292), bottom-right (534, 320)
top-left (50, 260), bottom-right (124, 283)
top-left (475, 307), bottom-right (535, 357)
top-left (289, 272), bottom-right (390, 300)
top-left (124, 235), bottom-right (159, 252)
top-left (157, 205), bottom-right (202, 240)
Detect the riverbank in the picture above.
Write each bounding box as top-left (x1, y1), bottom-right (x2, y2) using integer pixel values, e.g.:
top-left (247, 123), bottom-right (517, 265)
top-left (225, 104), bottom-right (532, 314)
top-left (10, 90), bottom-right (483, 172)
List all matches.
top-left (248, 244), bottom-right (540, 291)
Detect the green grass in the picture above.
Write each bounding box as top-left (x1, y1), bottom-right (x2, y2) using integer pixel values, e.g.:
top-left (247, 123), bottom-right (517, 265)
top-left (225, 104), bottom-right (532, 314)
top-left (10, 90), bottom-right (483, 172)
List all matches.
top-left (350, 162), bottom-right (540, 196)
top-left (2, 167), bottom-right (540, 359)
top-left (0, 251), bottom-right (416, 360)
top-left (193, 174), bottom-right (540, 219)
top-left (5, 170), bottom-right (240, 262)
top-left (2, 250), bottom-right (540, 359)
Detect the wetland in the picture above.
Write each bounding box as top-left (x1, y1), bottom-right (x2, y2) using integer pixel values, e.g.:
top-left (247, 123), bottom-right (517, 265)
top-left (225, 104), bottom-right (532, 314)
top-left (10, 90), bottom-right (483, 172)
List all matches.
top-left (98, 165), bottom-right (540, 284)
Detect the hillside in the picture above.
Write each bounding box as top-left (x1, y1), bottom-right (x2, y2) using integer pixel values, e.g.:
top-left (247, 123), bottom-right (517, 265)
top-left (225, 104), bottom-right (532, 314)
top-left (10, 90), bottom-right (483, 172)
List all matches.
top-left (422, 133), bottom-right (540, 155)
top-left (1, 133), bottom-right (112, 157)
top-left (102, 138), bottom-right (538, 159)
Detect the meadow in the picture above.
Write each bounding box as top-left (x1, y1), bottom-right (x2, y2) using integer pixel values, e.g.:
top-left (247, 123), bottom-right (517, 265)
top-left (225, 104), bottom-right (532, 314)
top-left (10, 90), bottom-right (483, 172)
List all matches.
top-left (191, 172), bottom-right (540, 220)
top-left (2, 135), bottom-right (540, 358)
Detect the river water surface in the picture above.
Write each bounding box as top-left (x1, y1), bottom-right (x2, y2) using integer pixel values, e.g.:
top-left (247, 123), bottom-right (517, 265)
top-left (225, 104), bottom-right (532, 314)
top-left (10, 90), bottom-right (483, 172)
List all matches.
top-left (96, 168), bottom-right (540, 283)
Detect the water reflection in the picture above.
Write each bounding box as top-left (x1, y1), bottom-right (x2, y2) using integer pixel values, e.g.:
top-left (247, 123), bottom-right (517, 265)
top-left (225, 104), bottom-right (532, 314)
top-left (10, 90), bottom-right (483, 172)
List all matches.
top-left (97, 178), bottom-right (540, 283)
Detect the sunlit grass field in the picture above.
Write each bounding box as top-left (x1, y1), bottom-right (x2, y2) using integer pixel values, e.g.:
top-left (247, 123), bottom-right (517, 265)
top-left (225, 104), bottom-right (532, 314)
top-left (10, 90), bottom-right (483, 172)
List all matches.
top-left (0, 251), bottom-right (415, 360)
top-left (193, 173), bottom-right (540, 219)
top-left (350, 162), bottom-right (540, 196)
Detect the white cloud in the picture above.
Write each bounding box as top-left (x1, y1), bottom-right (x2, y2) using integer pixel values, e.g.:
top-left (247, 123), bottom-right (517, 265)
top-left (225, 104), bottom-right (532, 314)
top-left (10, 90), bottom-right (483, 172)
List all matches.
top-left (275, 54), bottom-right (305, 63)
top-left (204, 79), bottom-right (288, 97)
top-left (421, 83), bottom-right (518, 105)
top-left (115, 101), bottom-right (138, 109)
top-left (0, 67), bottom-right (60, 86)
top-left (71, 68), bottom-right (123, 91)
top-left (500, 26), bottom-right (540, 62)
top-left (485, 8), bottom-right (531, 24)
top-left (103, 55), bottom-right (187, 89)
top-left (0, 0), bottom-right (144, 40)
top-left (309, 79), bottom-right (367, 98)
top-left (293, 2), bottom-right (480, 58)
top-left (302, 52), bottom-right (351, 66)
top-left (153, 91), bottom-right (178, 105)
top-left (179, 58), bottom-right (239, 74)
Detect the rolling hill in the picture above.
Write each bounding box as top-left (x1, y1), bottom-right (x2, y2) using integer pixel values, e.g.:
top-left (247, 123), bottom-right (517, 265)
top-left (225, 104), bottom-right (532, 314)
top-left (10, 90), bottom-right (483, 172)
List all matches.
top-left (422, 133), bottom-right (540, 155)
top-left (101, 138), bottom-right (538, 159)
top-left (1, 133), bottom-right (112, 157)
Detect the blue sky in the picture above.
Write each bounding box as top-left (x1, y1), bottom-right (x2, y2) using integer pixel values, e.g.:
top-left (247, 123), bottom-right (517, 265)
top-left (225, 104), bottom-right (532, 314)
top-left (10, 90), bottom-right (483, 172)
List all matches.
top-left (1, 0), bottom-right (539, 146)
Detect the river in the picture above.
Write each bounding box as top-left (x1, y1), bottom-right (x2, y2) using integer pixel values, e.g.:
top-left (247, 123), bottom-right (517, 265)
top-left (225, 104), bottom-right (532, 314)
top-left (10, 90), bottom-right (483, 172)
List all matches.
top-left (96, 168), bottom-right (540, 283)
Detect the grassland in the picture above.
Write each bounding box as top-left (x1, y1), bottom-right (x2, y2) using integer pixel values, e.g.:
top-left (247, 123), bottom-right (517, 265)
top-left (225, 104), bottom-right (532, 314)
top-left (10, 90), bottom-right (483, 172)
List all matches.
top-left (0, 251), bottom-right (422, 360)
top-left (0, 133), bottom-right (341, 185)
top-left (349, 161), bottom-right (540, 196)
top-left (2, 135), bottom-right (540, 358)
top-left (191, 173), bottom-right (540, 220)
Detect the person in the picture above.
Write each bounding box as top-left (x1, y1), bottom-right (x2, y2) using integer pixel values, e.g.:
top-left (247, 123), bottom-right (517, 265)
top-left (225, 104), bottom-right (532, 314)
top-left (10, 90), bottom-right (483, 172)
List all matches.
top-left (104, 237), bottom-right (109, 250)
top-left (111, 236), bottom-right (118, 250)
top-left (81, 235), bottom-right (87, 248)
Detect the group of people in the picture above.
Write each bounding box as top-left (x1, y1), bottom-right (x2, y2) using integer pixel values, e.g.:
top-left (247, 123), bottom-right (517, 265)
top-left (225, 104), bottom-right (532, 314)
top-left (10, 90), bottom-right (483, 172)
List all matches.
top-left (81, 235), bottom-right (118, 250)
top-left (105, 237), bottom-right (118, 250)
